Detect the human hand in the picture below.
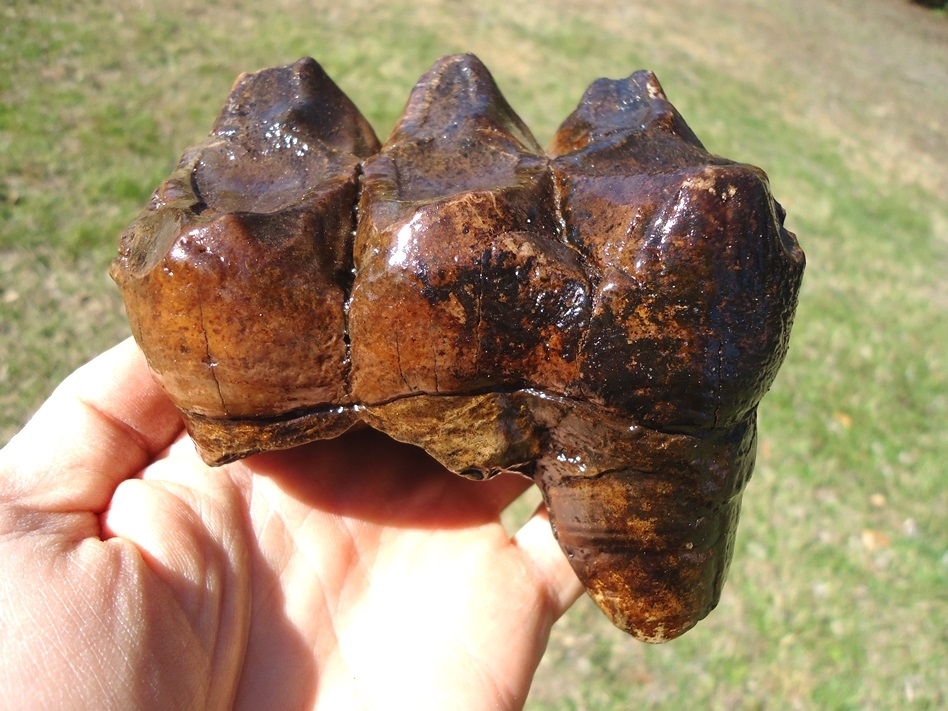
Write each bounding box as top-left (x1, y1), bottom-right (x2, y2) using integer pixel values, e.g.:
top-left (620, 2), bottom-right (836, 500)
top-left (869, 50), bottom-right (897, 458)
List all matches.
top-left (0, 339), bottom-right (583, 710)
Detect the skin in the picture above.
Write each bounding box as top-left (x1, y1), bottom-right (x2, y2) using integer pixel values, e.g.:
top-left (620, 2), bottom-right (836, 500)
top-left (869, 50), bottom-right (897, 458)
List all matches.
top-left (0, 339), bottom-right (584, 710)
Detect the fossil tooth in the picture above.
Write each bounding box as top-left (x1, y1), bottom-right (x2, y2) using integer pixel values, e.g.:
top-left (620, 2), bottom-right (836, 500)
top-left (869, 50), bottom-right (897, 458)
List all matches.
top-left (110, 56), bottom-right (804, 642)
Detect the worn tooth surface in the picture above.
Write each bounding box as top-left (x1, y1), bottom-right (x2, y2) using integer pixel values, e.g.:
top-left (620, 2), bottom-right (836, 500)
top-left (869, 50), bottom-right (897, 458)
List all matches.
top-left (110, 56), bottom-right (805, 642)
top-left (109, 58), bottom-right (380, 464)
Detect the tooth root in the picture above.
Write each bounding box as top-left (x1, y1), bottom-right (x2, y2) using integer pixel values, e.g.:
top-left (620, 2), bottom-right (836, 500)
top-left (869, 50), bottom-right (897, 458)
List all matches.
top-left (534, 412), bottom-right (756, 642)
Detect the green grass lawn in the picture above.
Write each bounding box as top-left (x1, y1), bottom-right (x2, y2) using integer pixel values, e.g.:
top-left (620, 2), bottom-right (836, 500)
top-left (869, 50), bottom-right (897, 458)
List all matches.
top-left (2, 0), bottom-right (946, 708)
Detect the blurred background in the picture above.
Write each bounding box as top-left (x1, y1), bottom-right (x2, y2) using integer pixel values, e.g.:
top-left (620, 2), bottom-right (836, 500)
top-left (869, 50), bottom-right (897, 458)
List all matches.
top-left (2, 0), bottom-right (946, 707)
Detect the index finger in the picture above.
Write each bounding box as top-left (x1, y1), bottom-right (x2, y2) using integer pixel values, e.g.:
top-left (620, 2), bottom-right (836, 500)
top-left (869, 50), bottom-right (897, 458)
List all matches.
top-left (0, 338), bottom-right (184, 513)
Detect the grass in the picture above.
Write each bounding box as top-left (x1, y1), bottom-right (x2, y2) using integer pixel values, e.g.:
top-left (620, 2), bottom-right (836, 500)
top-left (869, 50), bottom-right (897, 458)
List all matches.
top-left (2, 0), bottom-right (947, 708)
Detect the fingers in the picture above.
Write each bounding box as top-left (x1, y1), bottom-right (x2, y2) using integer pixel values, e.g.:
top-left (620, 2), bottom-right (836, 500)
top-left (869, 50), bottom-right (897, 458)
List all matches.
top-left (0, 338), bottom-right (183, 512)
top-left (513, 504), bottom-right (585, 621)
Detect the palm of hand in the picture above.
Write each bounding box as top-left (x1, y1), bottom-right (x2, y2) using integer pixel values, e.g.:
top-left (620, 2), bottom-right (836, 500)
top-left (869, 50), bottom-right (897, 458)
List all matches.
top-left (0, 340), bottom-right (581, 710)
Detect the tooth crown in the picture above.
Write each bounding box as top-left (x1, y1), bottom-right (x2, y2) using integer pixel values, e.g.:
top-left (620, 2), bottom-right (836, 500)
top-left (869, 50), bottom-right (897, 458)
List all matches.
top-left (350, 55), bottom-right (590, 404)
top-left (110, 55), bottom-right (805, 643)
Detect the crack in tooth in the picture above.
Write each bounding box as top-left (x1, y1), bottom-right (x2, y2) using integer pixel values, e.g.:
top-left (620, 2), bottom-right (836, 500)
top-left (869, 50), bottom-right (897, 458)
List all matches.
top-left (341, 161), bottom-right (365, 402)
top-left (198, 295), bottom-right (227, 415)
